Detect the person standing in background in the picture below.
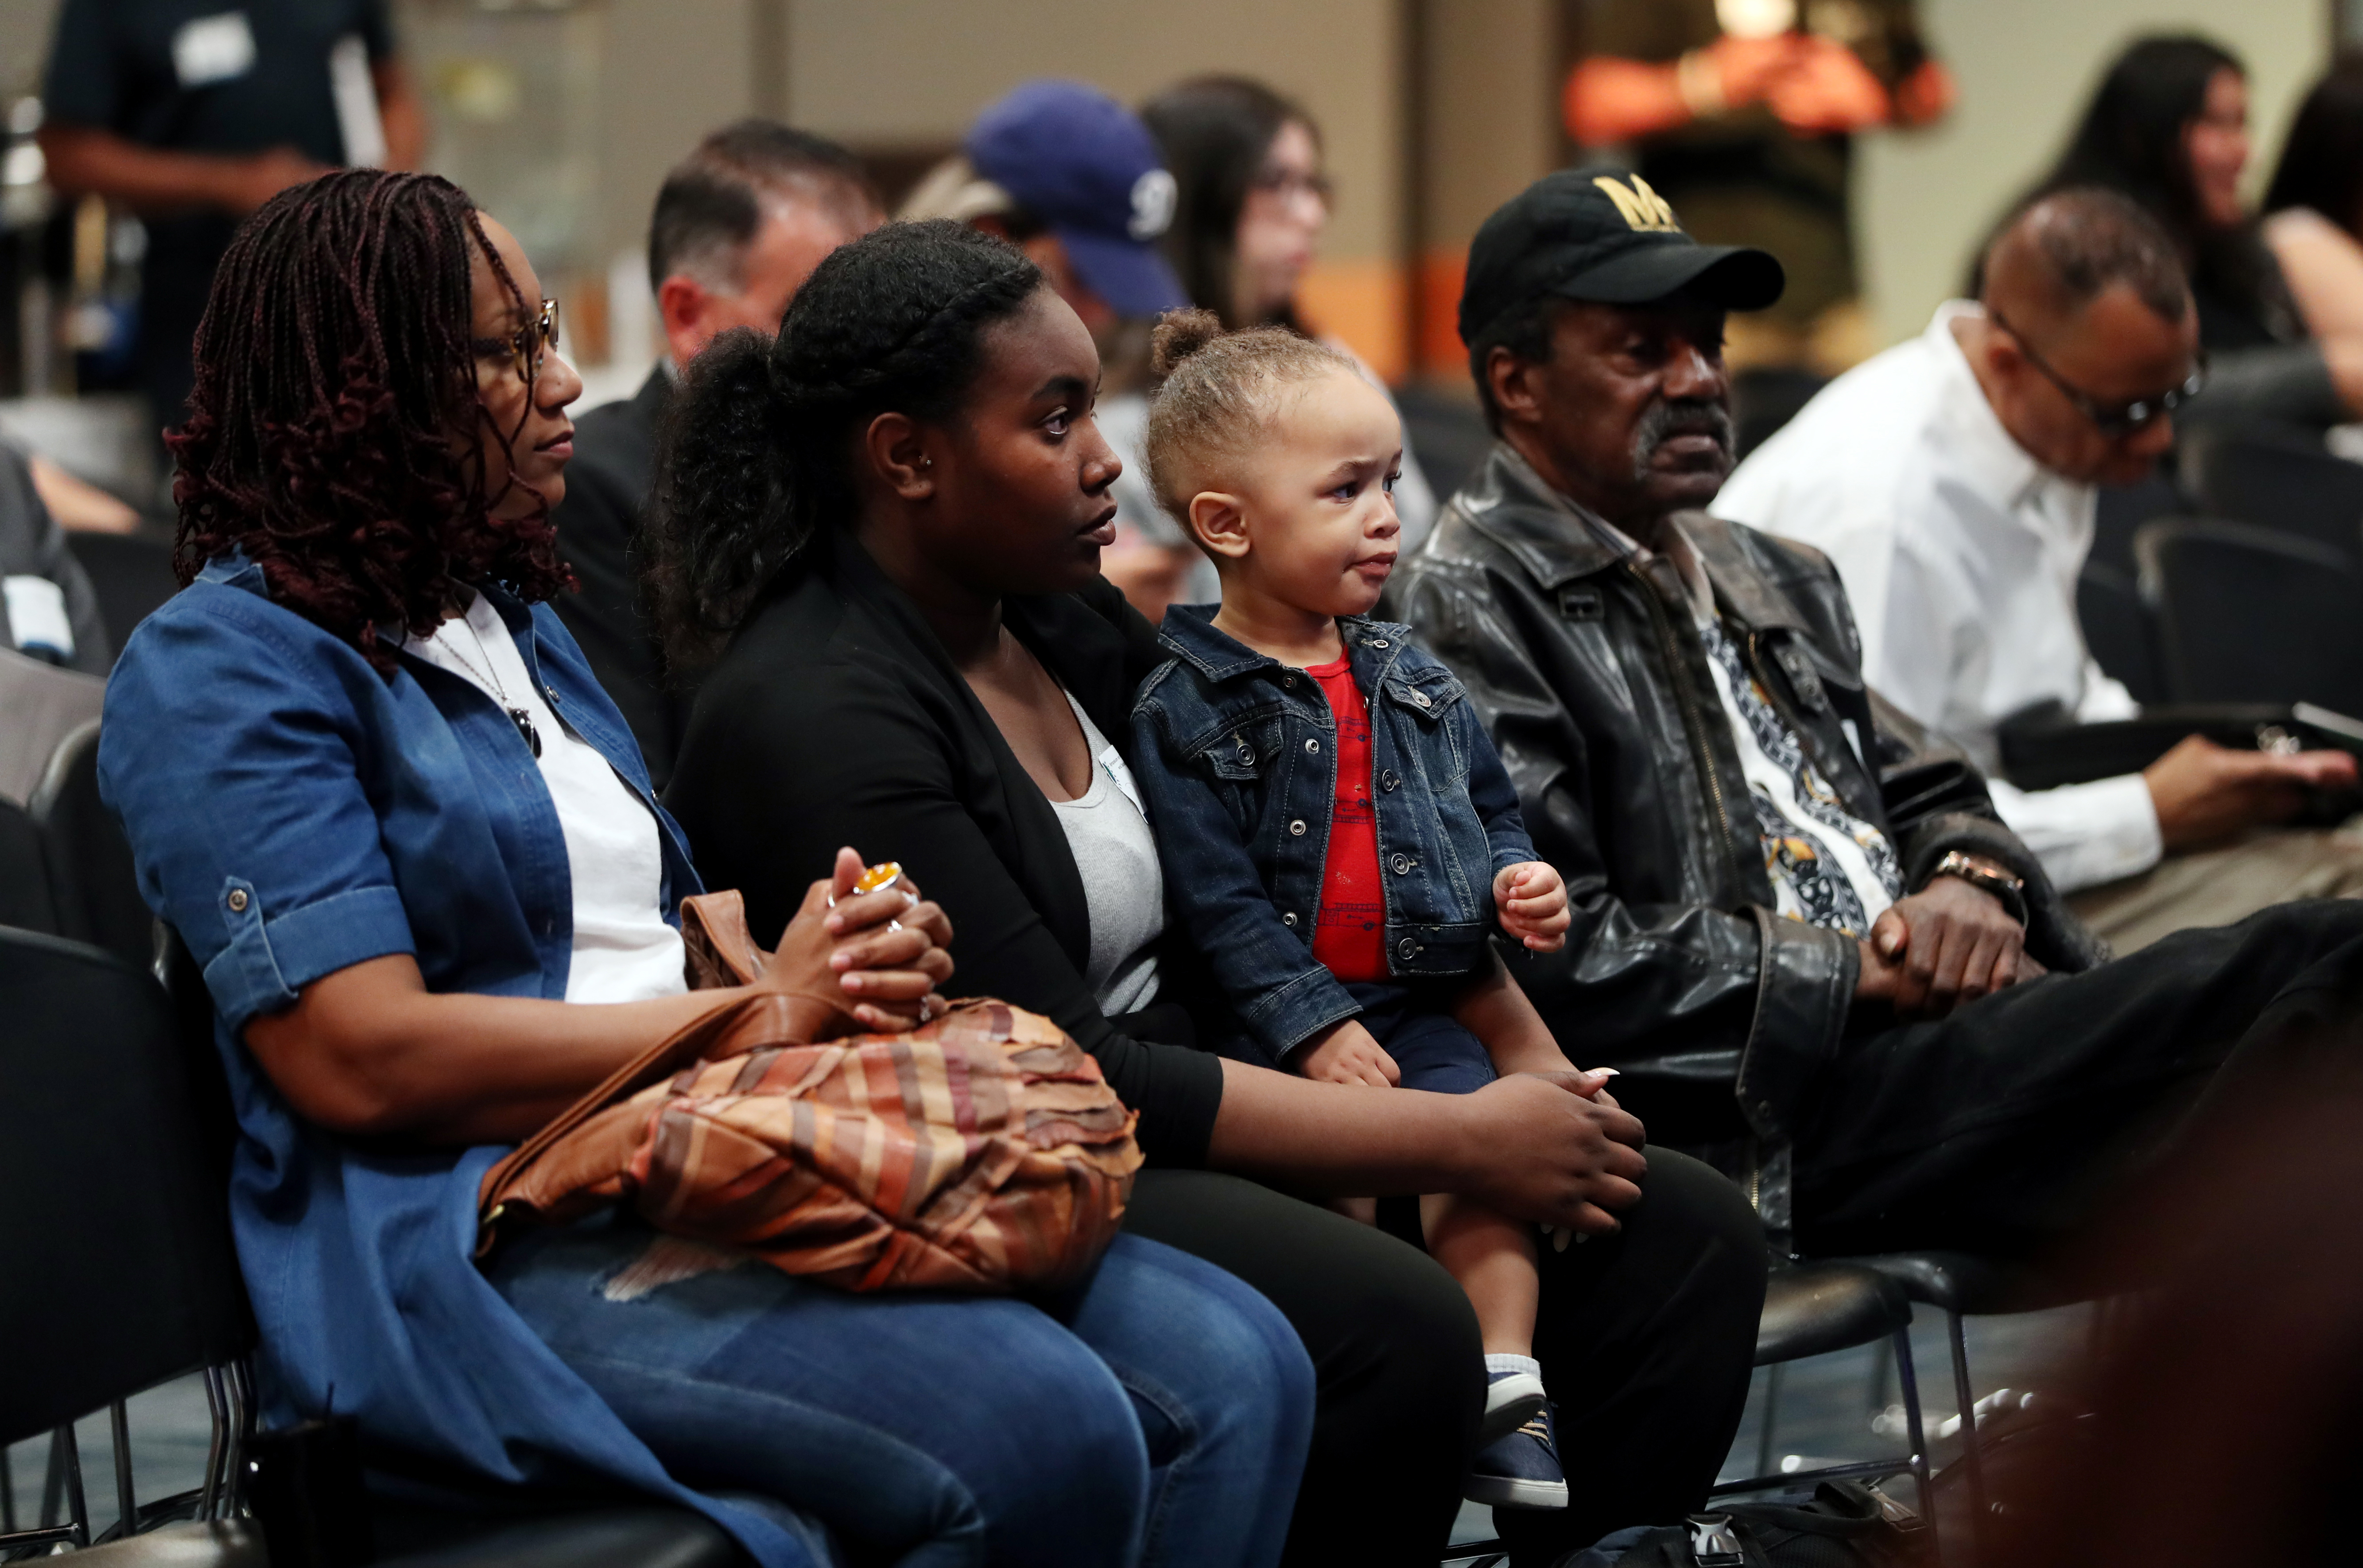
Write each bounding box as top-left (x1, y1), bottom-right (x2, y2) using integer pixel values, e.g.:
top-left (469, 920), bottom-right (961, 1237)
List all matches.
top-left (550, 122), bottom-right (881, 788)
top-left (1563, 0), bottom-right (1952, 379)
top-left (38, 0), bottom-right (425, 443)
top-left (1095, 76), bottom-right (1438, 623)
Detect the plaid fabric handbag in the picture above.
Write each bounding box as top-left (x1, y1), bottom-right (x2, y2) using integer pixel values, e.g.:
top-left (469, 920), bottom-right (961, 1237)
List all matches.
top-left (474, 890), bottom-right (1143, 1292)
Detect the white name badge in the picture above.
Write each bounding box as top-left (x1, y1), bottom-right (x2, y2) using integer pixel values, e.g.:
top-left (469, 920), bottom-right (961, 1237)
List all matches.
top-left (173, 11), bottom-right (258, 89)
top-left (4, 574), bottom-right (77, 662)
top-left (328, 34), bottom-right (386, 167)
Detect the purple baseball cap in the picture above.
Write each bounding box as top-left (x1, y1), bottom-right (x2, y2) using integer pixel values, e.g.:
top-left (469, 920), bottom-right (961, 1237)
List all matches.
top-left (965, 80), bottom-right (1188, 320)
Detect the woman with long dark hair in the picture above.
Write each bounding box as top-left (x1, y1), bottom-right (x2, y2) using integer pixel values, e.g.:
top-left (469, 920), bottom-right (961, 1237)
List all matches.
top-left (653, 218), bottom-right (1766, 1568)
top-left (99, 168), bottom-right (1314, 1568)
top-left (1094, 77), bottom-right (1437, 619)
top-left (2262, 54), bottom-right (2363, 350)
top-left (2032, 33), bottom-right (2363, 425)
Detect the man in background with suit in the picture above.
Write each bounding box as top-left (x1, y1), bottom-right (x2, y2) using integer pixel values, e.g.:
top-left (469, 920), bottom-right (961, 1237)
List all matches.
top-left (554, 121), bottom-right (881, 786)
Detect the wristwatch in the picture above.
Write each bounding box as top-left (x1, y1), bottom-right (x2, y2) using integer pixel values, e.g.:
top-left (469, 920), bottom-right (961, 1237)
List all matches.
top-left (1930, 850), bottom-right (2027, 928)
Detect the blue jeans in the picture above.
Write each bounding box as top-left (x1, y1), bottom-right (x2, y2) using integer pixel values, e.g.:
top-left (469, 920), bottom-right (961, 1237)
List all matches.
top-left (487, 1215), bottom-right (1311, 1568)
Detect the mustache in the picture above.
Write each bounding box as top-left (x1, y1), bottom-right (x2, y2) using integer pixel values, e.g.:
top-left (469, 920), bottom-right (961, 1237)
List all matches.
top-left (1632, 398), bottom-right (1735, 474)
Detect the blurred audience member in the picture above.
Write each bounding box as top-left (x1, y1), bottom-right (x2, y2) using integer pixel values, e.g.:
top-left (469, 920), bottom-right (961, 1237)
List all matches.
top-left (1563, 0), bottom-right (1952, 377)
top-left (1720, 190), bottom-right (2363, 951)
top-left (1990, 1063), bottom-right (2363, 1568)
top-left (0, 442), bottom-right (107, 673)
top-left (551, 121), bottom-right (878, 789)
top-left (900, 80), bottom-right (1186, 341)
top-left (1090, 77), bottom-right (1436, 621)
top-left (24, 454), bottom-right (140, 536)
top-left (2029, 34), bottom-right (2363, 428)
top-left (39, 0), bottom-right (425, 438)
top-left (2262, 54), bottom-right (2363, 350)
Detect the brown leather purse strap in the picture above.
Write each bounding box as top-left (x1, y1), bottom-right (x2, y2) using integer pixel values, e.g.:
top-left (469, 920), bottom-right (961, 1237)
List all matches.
top-left (479, 890), bottom-right (779, 1219)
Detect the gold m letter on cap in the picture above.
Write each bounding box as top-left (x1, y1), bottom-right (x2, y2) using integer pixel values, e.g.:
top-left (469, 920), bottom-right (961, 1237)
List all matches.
top-left (1593, 175), bottom-right (1680, 233)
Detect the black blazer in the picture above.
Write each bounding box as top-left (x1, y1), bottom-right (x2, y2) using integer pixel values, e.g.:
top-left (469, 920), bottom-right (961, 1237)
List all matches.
top-left (664, 537), bottom-right (1226, 1165)
top-left (548, 368), bottom-right (693, 787)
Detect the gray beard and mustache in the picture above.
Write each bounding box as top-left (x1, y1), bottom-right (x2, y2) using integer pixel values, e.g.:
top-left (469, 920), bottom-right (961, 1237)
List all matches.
top-left (1631, 398), bottom-right (1735, 483)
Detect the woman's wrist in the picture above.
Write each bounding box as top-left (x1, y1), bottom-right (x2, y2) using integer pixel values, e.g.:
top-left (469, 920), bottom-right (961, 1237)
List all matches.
top-left (1422, 1088), bottom-right (1485, 1193)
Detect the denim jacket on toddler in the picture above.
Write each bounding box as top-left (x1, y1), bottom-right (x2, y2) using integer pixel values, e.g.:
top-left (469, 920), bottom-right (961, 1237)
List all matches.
top-left (1129, 604), bottom-right (1535, 1060)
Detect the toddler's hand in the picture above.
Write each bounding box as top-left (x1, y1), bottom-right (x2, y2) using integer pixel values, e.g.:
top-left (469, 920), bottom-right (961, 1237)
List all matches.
top-left (1294, 1018), bottom-right (1401, 1089)
top-left (1495, 861), bottom-right (1571, 952)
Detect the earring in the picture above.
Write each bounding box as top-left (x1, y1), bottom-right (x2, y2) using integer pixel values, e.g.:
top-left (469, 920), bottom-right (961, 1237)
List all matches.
top-left (920, 457), bottom-right (933, 469)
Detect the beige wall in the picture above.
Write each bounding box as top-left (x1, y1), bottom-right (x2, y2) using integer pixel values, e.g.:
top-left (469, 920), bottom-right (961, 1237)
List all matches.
top-left (1412, 0), bottom-right (1561, 376)
top-left (1856, 0), bottom-right (2330, 347)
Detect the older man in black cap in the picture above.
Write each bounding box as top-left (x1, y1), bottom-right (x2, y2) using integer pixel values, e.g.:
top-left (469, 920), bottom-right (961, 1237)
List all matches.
top-left (1385, 169), bottom-right (2363, 1274)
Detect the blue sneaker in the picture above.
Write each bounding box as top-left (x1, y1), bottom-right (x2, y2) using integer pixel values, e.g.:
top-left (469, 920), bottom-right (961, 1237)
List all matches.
top-left (1467, 1401), bottom-right (1568, 1510)
top-left (1480, 1366), bottom-right (1548, 1447)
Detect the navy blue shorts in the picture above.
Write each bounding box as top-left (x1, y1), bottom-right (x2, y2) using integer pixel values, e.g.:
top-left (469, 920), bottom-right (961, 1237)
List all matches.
top-left (1344, 981), bottom-right (1497, 1095)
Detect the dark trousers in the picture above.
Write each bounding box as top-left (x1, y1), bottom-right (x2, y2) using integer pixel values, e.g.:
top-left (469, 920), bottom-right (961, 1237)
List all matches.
top-left (1795, 898), bottom-right (2363, 1258)
top-left (1123, 1152), bottom-right (1765, 1568)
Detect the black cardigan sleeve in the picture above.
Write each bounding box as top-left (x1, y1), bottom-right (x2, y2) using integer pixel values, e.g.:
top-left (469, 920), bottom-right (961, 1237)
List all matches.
top-left (667, 612), bottom-right (1226, 1167)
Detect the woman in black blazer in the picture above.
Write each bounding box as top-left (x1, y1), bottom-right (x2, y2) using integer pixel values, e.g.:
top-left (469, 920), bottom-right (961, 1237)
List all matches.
top-left (655, 221), bottom-right (1765, 1567)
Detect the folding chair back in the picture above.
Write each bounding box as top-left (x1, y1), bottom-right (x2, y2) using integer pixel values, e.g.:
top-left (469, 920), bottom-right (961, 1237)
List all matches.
top-left (2180, 425), bottom-right (2363, 562)
top-left (2135, 518), bottom-right (2363, 710)
top-left (0, 928), bottom-right (251, 1447)
top-left (30, 721), bottom-right (153, 969)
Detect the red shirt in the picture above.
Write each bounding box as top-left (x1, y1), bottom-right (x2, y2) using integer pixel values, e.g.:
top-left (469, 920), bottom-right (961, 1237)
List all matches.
top-left (1305, 654), bottom-right (1387, 982)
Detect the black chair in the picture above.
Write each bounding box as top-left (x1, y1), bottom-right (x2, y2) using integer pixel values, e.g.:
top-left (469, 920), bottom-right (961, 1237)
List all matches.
top-left (2075, 559), bottom-right (2166, 706)
top-left (0, 927), bottom-right (252, 1553)
top-left (2091, 467), bottom-right (2186, 578)
top-left (0, 795), bottom-right (66, 935)
top-left (30, 720), bottom-right (153, 970)
top-left (64, 530), bottom-right (181, 667)
top-left (2179, 423), bottom-right (2363, 561)
top-left (1837, 1250), bottom-right (2088, 1557)
top-left (1444, 1262), bottom-right (1935, 1568)
top-left (0, 926), bottom-right (743, 1564)
top-left (2134, 518), bottom-right (2363, 711)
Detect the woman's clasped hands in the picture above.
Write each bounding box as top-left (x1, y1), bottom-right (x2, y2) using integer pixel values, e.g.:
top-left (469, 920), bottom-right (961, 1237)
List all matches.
top-left (758, 846), bottom-right (957, 1037)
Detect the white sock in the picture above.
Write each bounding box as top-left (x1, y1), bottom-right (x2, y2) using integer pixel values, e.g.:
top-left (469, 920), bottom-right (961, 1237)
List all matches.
top-left (1484, 1354), bottom-right (1542, 1380)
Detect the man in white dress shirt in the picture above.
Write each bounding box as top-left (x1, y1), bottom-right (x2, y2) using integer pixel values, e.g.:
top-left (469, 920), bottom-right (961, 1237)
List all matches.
top-left (1717, 189), bottom-right (2363, 949)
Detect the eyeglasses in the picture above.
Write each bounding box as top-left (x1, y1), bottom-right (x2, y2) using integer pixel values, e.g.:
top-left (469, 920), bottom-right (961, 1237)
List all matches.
top-left (473, 297), bottom-right (559, 384)
top-left (1249, 166), bottom-right (1333, 208)
top-left (1984, 304), bottom-right (2206, 438)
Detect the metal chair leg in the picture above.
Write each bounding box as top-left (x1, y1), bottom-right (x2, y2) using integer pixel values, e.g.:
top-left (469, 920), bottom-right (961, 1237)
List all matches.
top-left (44, 1423), bottom-right (91, 1549)
top-left (109, 1399), bottom-right (136, 1539)
top-left (199, 1366), bottom-right (228, 1522)
top-left (1889, 1323), bottom-right (1936, 1555)
top-left (1947, 1308), bottom-right (1989, 1564)
top-left (1754, 1360), bottom-right (1786, 1478)
top-left (225, 1358), bottom-right (255, 1518)
top-left (2, 1442), bottom-right (15, 1533)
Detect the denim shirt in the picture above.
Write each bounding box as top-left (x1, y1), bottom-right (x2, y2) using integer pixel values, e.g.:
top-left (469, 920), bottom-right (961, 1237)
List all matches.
top-left (1129, 606), bottom-right (1533, 1058)
top-left (97, 557), bottom-right (818, 1568)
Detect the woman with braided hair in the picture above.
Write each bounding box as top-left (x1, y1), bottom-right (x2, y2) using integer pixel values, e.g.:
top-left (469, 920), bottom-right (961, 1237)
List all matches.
top-left (656, 219), bottom-right (1766, 1568)
top-left (100, 171), bottom-right (1312, 1568)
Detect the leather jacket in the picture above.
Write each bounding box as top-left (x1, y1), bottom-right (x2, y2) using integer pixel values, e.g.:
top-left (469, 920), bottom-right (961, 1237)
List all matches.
top-left (1384, 444), bottom-right (2103, 1175)
top-left (1130, 604), bottom-right (1532, 1059)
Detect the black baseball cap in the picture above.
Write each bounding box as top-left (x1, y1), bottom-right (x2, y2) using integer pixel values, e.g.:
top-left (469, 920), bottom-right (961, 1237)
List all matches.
top-left (1458, 167), bottom-right (1786, 346)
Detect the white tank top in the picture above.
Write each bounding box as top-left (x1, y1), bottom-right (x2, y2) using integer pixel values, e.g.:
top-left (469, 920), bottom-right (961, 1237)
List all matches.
top-left (1048, 692), bottom-right (1164, 1016)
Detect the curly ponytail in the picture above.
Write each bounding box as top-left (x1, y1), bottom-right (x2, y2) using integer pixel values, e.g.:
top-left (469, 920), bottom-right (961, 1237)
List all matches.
top-left (646, 220), bottom-right (1044, 668)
